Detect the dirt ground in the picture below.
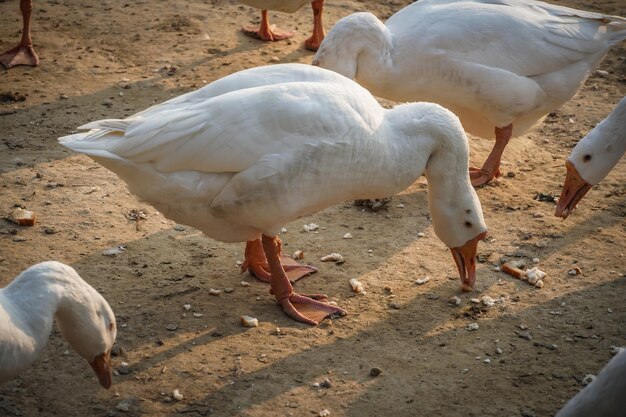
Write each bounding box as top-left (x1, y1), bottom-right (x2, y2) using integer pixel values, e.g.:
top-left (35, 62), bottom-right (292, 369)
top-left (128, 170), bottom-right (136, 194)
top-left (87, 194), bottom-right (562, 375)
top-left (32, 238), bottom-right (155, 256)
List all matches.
top-left (0, 0), bottom-right (625, 416)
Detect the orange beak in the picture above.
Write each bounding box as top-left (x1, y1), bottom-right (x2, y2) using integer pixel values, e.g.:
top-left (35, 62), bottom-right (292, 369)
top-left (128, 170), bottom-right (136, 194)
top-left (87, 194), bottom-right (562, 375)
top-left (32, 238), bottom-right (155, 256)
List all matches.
top-left (450, 231), bottom-right (487, 292)
top-left (89, 350), bottom-right (112, 389)
top-left (555, 160), bottom-right (593, 219)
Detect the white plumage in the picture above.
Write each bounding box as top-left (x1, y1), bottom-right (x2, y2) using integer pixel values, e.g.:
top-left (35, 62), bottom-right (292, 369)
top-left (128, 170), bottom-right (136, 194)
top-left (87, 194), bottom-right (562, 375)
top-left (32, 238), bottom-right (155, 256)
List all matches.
top-left (313, 0), bottom-right (626, 186)
top-left (59, 64), bottom-right (487, 324)
top-left (556, 96), bottom-right (626, 218)
top-left (0, 261), bottom-right (116, 388)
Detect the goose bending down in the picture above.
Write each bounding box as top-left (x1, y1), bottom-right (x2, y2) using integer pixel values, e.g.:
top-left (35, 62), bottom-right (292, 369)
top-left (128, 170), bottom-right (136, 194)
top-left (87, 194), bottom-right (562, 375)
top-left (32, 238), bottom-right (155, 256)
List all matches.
top-left (0, 261), bottom-right (116, 388)
top-left (312, 0), bottom-right (626, 187)
top-left (555, 348), bottom-right (626, 417)
top-left (555, 96), bottom-right (626, 218)
top-left (239, 0), bottom-right (325, 51)
top-left (0, 0), bottom-right (39, 69)
top-left (58, 63), bottom-right (487, 326)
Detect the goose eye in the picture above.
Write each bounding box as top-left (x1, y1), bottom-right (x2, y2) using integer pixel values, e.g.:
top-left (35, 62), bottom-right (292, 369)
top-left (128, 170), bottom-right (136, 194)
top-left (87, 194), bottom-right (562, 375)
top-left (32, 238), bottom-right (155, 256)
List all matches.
top-left (109, 322), bottom-right (115, 331)
top-left (465, 221), bottom-right (472, 228)
top-left (583, 154), bottom-right (592, 162)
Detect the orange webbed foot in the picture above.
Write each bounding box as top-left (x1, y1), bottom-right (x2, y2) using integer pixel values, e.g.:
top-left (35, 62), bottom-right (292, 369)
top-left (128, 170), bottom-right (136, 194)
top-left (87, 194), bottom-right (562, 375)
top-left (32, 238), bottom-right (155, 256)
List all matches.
top-left (242, 239), bottom-right (317, 283)
top-left (278, 292), bottom-right (346, 325)
top-left (0, 44), bottom-right (39, 69)
top-left (469, 166), bottom-right (501, 187)
top-left (242, 24), bottom-right (295, 42)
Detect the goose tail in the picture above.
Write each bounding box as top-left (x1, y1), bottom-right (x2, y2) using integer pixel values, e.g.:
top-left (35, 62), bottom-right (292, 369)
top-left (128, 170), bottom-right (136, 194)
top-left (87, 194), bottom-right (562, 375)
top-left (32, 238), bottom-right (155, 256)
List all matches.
top-left (58, 119), bottom-right (131, 161)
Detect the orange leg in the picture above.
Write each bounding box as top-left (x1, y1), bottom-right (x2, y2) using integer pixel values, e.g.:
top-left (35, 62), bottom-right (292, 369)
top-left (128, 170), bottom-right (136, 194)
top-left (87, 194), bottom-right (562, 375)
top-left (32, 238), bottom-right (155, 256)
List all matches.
top-left (470, 123), bottom-right (513, 187)
top-left (242, 10), bottom-right (295, 42)
top-left (304, 0), bottom-right (325, 52)
top-left (0, 0), bottom-right (39, 69)
top-left (241, 238), bottom-right (317, 283)
top-left (262, 235), bottom-right (346, 325)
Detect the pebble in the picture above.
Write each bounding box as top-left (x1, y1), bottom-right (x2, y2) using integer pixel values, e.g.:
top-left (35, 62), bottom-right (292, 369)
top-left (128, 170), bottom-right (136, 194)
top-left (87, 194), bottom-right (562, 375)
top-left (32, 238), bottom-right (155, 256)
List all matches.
top-left (319, 409), bottom-right (331, 417)
top-left (481, 295), bottom-right (496, 307)
top-left (193, 312), bottom-right (203, 318)
top-left (449, 296), bottom-right (461, 306)
top-left (515, 330), bottom-right (532, 340)
top-left (349, 278), bottom-right (366, 294)
top-left (321, 253), bottom-right (344, 263)
top-left (173, 225), bottom-right (186, 231)
top-left (13, 236), bottom-right (27, 242)
top-left (241, 315), bottom-right (259, 327)
top-left (343, 232), bottom-right (353, 239)
top-left (319, 378), bottom-right (332, 388)
top-left (102, 246), bottom-right (126, 256)
top-left (396, 203), bottom-right (405, 208)
top-left (496, 347), bottom-right (503, 355)
top-left (582, 374), bottom-right (596, 386)
top-left (166, 324), bottom-right (178, 331)
top-left (173, 389), bottom-right (183, 401)
top-left (240, 280), bottom-right (250, 287)
top-left (117, 362), bottom-right (131, 375)
top-left (223, 287), bottom-right (235, 293)
top-left (209, 288), bottom-right (222, 296)
top-left (484, 358), bottom-right (491, 364)
top-left (44, 226), bottom-right (58, 234)
top-left (417, 232), bottom-right (425, 237)
top-left (303, 223), bottom-right (319, 232)
top-left (369, 367), bottom-right (382, 377)
top-left (594, 69), bottom-right (609, 77)
top-left (415, 276), bottom-right (430, 285)
top-left (270, 56), bottom-right (280, 62)
top-left (568, 267), bottom-right (582, 276)
top-left (183, 304), bottom-right (191, 311)
top-left (467, 323), bottom-right (479, 331)
top-left (293, 250), bottom-right (304, 259)
top-left (102, 99), bottom-right (113, 107)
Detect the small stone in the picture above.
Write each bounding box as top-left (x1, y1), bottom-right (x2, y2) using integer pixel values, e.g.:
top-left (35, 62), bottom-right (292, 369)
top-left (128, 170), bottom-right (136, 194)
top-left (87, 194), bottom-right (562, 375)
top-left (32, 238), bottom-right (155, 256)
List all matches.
top-left (293, 250), bottom-right (304, 260)
top-left (173, 225), bottom-right (186, 231)
top-left (318, 409), bottom-right (331, 417)
top-left (594, 69), bottom-right (609, 77)
top-left (44, 226), bottom-right (58, 234)
top-left (449, 296), bottom-right (461, 306)
top-left (481, 295), bottom-right (496, 307)
top-left (506, 171), bottom-right (515, 178)
top-left (117, 362), bottom-right (131, 375)
top-left (303, 223), bottom-right (319, 232)
top-left (241, 315), bottom-right (259, 327)
top-left (102, 246), bottom-right (126, 256)
top-left (270, 56), bottom-right (280, 62)
top-left (417, 232), bottom-right (425, 237)
top-left (396, 203), bottom-right (405, 208)
top-left (484, 358), bottom-right (491, 363)
top-left (319, 378), bottom-right (332, 388)
top-left (343, 232), bottom-right (353, 239)
top-left (102, 99), bottom-right (113, 107)
top-left (582, 374), bottom-right (596, 386)
top-left (183, 304), bottom-right (191, 311)
top-left (280, 227), bottom-right (288, 233)
top-left (467, 322), bottom-right (479, 331)
top-left (369, 367), bottom-right (382, 377)
top-left (515, 330), bottom-right (532, 340)
top-left (173, 389), bottom-right (183, 401)
top-left (240, 280), bottom-right (250, 287)
top-left (496, 347), bottom-right (503, 355)
top-left (209, 288), bottom-right (222, 296)
top-left (568, 267), bottom-right (582, 276)
top-left (166, 324), bottom-right (178, 331)
top-left (415, 276), bottom-right (430, 285)
top-left (192, 312), bottom-right (203, 318)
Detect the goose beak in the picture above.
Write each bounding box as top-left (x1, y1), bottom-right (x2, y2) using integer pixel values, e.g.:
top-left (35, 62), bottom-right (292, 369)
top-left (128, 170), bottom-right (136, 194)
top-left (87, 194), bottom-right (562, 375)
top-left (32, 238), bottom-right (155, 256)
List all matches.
top-left (555, 160), bottom-right (592, 219)
top-left (89, 350), bottom-right (112, 389)
top-left (450, 232), bottom-right (487, 292)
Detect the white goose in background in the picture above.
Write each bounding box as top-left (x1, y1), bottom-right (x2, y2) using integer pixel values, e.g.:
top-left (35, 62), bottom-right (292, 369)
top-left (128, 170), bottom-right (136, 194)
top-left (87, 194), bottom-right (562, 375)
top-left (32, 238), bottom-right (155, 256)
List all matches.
top-left (312, 0), bottom-right (626, 187)
top-left (239, 0), bottom-right (325, 51)
top-left (556, 348), bottom-right (626, 417)
top-left (555, 96), bottom-right (626, 218)
top-left (0, 261), bottom-right (116, 388)
top-left (59, 63), bottom-right (487, 326)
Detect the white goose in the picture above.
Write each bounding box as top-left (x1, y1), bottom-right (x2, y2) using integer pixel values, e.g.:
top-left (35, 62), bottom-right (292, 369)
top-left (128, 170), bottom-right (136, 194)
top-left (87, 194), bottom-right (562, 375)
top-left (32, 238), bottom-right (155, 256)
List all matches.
top-left (555, 96), bottom-right (626, 218)
top-left (556, 348), bottom-right (626, 417)
top-left (239, 0), bottom-right (325, 51)
top-left (0, 261), bottom-right (116, 388)
top-left (58, 63), bottom-right (487, 326)
top-left (312, 0), bottom-right (626, 186)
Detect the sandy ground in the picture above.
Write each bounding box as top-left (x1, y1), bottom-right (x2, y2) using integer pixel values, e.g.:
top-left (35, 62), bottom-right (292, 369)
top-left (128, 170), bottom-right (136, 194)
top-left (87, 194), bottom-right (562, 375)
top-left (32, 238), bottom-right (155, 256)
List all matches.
top-left (0, 0), bottom-right (625, 416)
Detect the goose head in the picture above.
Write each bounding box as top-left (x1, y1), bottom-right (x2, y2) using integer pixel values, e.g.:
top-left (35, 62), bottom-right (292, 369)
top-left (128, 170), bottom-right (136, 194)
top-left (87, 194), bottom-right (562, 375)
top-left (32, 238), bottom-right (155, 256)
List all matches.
top-left (312, 12), bottom-right (389, 80)
top-left (556, 97), bottom-right (626, 218)
top-left (429, 185), bottom-right (488, 292)
top-left (55, 284), bottom-right (117, 389)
